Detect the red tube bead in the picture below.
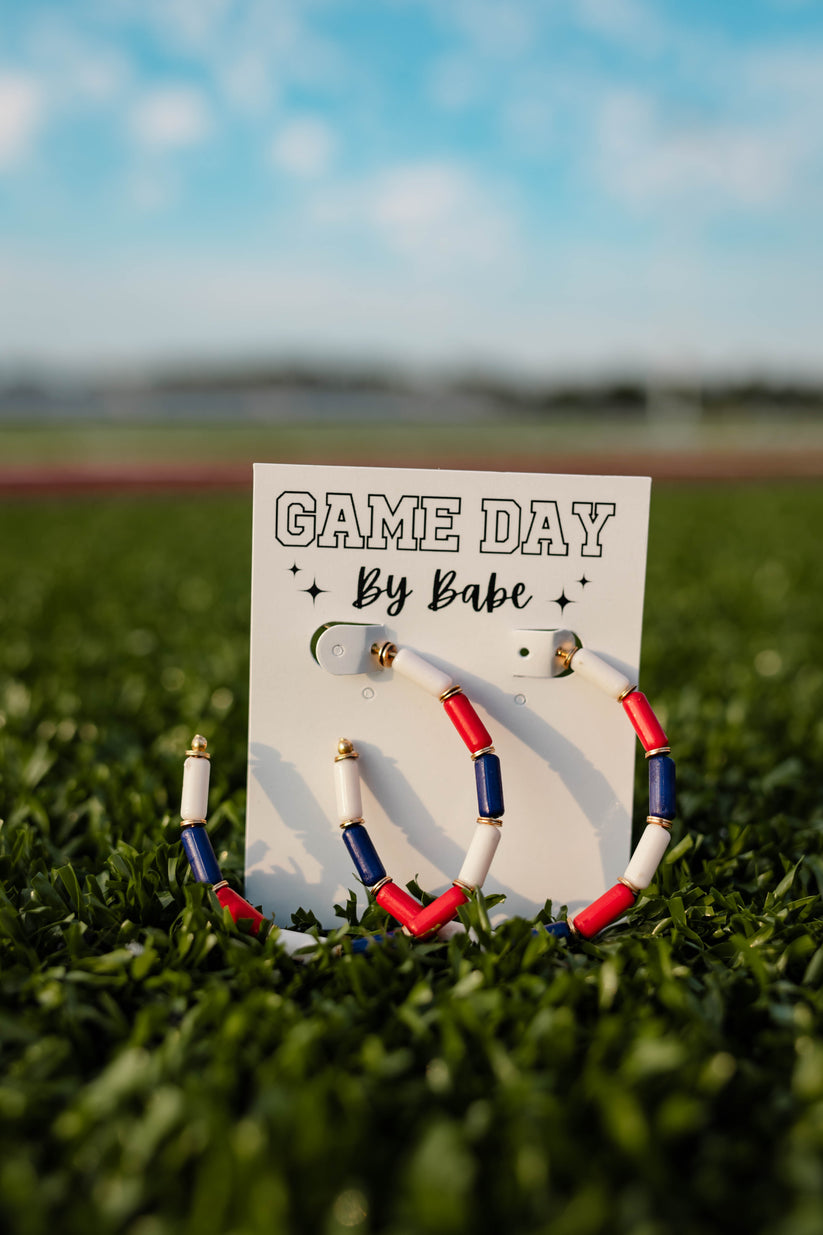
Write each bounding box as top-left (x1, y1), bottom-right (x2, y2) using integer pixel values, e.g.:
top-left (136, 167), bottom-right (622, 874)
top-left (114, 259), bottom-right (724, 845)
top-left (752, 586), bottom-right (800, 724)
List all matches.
top-left (621, 691), bottom-right (668, 752)
top-left (214, 884), bottom-right (267, 934)
top-left (375, 881), bottom-right (422, 929)
top-left (572, 882), bottom-right (636, 939)
top-left (408, 885), bottom-right (470, 938)
top-left (442, 693), bottom-right (493, 755)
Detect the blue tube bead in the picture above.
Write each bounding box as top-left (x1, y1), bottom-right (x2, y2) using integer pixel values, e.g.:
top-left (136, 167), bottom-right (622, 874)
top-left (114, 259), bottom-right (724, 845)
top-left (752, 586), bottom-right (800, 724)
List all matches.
top-left (342, 824), bottom-right (387, 888)
top-left (349, 933), bottom-right (393, 953)
top-left (533, 921), bottom-right (572, 940)
top-left (474, 751), bottom-right (504, 819)
top-left (180, 824), bottom-right (223, 884)
top-left (648, 754), bottom-right (676, 820)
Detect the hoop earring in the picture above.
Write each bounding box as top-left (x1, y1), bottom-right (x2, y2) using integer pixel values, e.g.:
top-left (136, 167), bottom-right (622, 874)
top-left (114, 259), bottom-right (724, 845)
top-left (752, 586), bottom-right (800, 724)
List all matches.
top-left (332, 641), bottom-right (505, 938)
top-left (542, 643), bottom-right (675, 941)
top-left (334, 640), bottom-right (676, 943)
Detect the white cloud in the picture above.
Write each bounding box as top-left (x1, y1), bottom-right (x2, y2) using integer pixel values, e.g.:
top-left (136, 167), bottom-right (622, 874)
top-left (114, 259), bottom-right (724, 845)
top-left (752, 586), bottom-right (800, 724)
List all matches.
top-left (427, 54), bottom-right (481, 112)
top-left (217, 51), bottom-right (278, 113)
top-left (311, 161), bottom-right (514, 267)
top-left (0, 73), bottom-right (44, 170)
top-left (109, 0), bottom-right (344, 101)
top-left (446, 0), bottom-right (541, 57)
top-left (69, 55), bottom-right (126, 103)
top-left (127, 167), bottom-right (181, 213)
top-left (130, 85), bottom-right (212, 149)
top-left (27, 18), bottom-right (132, 105)
top-left (593, 89), bottom-right (801, 213)
top-left (270, 116), bottom-right (335, 178)
top-left (373, 165), bottom-right (465, 231)
top-left (579, 37), bottom-right (823, 221)
top-left (574, 0), bottom-right (664, 53)
top-left (108, 0), bottom-right (233, 51)
top-left (501, 91), bottom-right (558, 156)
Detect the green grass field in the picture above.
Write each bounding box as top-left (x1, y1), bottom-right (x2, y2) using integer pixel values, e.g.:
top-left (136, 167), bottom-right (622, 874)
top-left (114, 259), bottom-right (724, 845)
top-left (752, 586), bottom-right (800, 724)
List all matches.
top-left (4, 413), bottom-right (823, 468)
top-left (2, 483), bottom-right (823, 1235)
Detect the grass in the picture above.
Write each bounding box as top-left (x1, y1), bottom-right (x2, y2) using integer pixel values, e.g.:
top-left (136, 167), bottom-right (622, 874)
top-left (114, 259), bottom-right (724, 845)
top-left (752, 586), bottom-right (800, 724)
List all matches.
top-left (1, 482), bottom-right (823, 1235)
top-left (4, 413), bottom-right (823, 468)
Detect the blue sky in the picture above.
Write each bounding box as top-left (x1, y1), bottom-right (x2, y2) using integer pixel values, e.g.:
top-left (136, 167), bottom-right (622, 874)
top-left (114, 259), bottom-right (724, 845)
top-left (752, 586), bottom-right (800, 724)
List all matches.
top-left (1, 0), bottom-right (822, 380)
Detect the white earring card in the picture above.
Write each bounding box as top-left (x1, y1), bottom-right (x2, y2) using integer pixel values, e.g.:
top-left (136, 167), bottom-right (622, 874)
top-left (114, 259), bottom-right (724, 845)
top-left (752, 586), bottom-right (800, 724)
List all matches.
top-left (245, 463), bottom-right (651, 929)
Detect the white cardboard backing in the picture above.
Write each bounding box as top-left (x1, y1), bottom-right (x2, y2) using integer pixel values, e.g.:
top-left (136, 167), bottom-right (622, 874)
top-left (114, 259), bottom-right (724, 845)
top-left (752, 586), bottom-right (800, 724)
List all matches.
top-left (246, 463), bottom-right (651, 928)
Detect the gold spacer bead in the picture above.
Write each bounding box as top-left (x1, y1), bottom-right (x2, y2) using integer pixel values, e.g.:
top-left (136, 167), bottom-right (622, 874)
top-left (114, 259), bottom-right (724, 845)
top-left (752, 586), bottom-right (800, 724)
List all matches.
top-left (212, 879), bottom-right (229, 892)
top-left (646, 815), bottom-right (673, 829)
top-left (439, 685), bottom-right (463, 702)
top-left (339, 817), bottom-right (365, 829)
top-left (617, 684), bottom-right (638, 702)
top-left (645, 746), bottom-right (671, 759)
top-left (476, 816), bottom-right (503, 827)
top-left (180, 817), bottom-right (206, 828)
top-left (368, 875), bottom-right (392, 893)
top-left (566, 917), bottom-right (581, 938)
top-left (617, 876), bottom-right (640, 895)
top-left (335, 737), bottom-right (359, 762)
top-left (555, 644), bottom-right (578, 669)
top-left (372, 641), bottom-right (398, 668)
top-left (453, 878), bottom-right (475, 894)
top-left (471, 745), bottom-right (496, 761)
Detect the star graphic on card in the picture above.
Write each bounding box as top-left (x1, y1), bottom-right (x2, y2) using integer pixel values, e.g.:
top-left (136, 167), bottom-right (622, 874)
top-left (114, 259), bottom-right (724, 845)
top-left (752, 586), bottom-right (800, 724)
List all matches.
top-left (289, 563), bottom-right (301, 575)
top-left (578, 575), bottom-right (590, 588)
top-left (302, 579), bottom-right (328, 604)
top-left (552, 589), bottom-right (573, 615)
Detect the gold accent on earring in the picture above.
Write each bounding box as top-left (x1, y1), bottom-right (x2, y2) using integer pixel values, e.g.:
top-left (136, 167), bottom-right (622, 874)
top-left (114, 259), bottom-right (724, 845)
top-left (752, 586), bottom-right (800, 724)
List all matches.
top-left (372, 641), bottom-right (397, 667)
top-left (180, 817), bottom-right (207, 828)
top-left (471, 745), bottom-right (496, 760)
top-left (476, 816), bottom-right (503, 827)
top-left (339, 817), bottom-right (365, 829)
top-left (368, 875), bottom-right (392, 893)
top-left (617, 876), bottom-right (640, 894)
top-left (186, 734), bottom-right (210, 759)
top-left (212, 879), bottom-right (228, 892)
top-left (645, 746), bottom-right (671, 759)
top-left (335, 738), bottom-right (359, 762)
top-left (555, 645), bottom-right (578, 669)
top-left (617, 684), bottom-right (638, 702)
top-left (453, 878), bottom-right (475, 894)
top-left (439, 685), bottom-right (463, 702)
top-left (646, 815), bottom-right (673, 829)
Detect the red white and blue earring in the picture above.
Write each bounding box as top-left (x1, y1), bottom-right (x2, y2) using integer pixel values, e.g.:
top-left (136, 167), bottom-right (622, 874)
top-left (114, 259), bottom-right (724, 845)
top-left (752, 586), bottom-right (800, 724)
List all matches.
top-left (179, 734), bottom-right (268, 932)
top-left (333, 638), bottom-right (675, 943)
top-left (545, 642), bottom-right (675, 941)
top-left (332, 640), bottom-right (504, 939)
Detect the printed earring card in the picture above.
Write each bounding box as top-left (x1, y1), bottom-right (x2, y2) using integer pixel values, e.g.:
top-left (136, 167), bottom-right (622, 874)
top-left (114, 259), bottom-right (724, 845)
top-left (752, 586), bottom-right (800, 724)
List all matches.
top-left (246, 463), bottom-right (651, 929)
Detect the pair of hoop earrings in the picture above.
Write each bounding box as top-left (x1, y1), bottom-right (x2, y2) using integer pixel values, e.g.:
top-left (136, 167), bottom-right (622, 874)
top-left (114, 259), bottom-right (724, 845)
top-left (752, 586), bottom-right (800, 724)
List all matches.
top-left (177, 639), bottom-right (675, 946)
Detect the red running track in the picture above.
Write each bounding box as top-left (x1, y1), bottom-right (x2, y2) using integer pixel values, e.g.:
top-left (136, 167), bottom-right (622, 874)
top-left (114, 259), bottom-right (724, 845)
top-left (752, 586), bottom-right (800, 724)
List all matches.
top-left (1, 450), bottom-right (823, 497)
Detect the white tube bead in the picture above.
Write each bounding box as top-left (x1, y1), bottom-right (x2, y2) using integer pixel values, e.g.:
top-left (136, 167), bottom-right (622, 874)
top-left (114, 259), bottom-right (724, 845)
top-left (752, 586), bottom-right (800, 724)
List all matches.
top-left (276, 928), bottom-right (320, 958)
top-left (334, 756), bottom-right (363, 823)
top-left (570, 647), bottom-right (632, 700)
top-left (181, 756), bottom-right (210, 822)
top-left (622, 823), bottom-right (671, 891)
top-left (456, 823), bottom-right (502, 890)
top-left (392, 647), bottom-right (455, 698)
